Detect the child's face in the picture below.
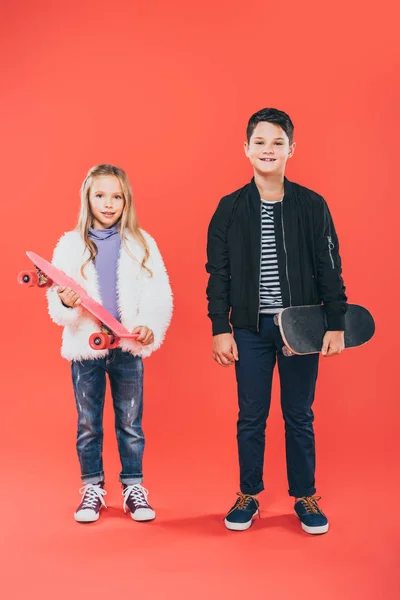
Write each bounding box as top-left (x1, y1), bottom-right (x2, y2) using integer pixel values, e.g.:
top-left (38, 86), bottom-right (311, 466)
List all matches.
top-left (89, 175), bottom-right (125, 229)
top-left (244, 121), bottom-right (295, 176)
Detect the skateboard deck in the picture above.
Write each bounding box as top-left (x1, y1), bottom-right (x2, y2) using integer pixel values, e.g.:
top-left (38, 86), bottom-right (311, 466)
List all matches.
top-left (18, 251), bottom-right (141, 351)
top-left (275, 304), bottom-right (375, 356)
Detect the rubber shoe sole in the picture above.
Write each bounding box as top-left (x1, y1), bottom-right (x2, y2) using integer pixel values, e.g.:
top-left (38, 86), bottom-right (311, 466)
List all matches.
top-left (74, 507), bottom-right (102, 523)
top-left (224, 509), bottom-right (259, 531)
top-left (295, 512), bottom-right (329, 535)
top-left (130, 508), bottom-right (156, 522)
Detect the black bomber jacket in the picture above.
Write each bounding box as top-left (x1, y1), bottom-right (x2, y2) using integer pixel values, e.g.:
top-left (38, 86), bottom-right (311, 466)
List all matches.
top-left (206, 177), bottom-right (347, 336)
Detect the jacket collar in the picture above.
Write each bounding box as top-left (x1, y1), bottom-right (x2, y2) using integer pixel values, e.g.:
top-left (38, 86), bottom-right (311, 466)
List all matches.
top-left (248, 176), bottom-right (295, 207)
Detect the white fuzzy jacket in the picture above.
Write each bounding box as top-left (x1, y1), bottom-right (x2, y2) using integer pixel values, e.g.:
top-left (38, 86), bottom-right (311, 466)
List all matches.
top-left (46, 229), bottom-right (173, 361)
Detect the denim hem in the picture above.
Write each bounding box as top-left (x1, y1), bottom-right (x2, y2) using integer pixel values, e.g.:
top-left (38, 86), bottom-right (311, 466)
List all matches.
top-left (120, 476), bottom-right (143, 485)
top-left (288, 487), bottom-right (316, 498)
top-left (81, 472), bottom-right (104, 485)
top-left (240, 483), bottom-right (264, 495)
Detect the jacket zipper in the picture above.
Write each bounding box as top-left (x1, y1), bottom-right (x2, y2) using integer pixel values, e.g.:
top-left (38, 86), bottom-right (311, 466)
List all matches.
top-left (281, 201), bottom-right (292, 306)
top-left (257, 201), bottom-right (262, 331)
top-left (327, 235), bottom-right (335, 269)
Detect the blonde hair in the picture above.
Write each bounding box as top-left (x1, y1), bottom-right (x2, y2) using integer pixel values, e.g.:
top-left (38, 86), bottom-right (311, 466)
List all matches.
top-left (76, 164), bottom-right (151, 278)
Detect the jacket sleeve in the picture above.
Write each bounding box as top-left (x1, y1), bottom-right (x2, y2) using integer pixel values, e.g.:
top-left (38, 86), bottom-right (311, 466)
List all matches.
top-left (46, 235), bottom-right (83, 327)
top-left (314, 196), bottom-right (348, 330)
top-left (135, 236), bottom-right (173, 351)
top-left (205, 196), bottom-right (232, 335)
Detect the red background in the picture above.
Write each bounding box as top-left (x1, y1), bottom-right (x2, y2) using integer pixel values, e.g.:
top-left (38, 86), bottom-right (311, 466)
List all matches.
top-left (1, 1), bottom-right (399, 598)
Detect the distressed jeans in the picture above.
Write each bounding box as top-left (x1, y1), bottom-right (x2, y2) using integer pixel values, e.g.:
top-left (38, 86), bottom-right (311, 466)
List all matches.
top-left (71, 349), bottom-right (144, 485)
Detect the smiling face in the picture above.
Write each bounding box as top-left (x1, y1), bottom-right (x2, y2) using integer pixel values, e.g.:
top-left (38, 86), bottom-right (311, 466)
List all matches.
top-left (244, 121), bottom-right (295, 176)
top-left (89, 175), bottom-right (125, 229)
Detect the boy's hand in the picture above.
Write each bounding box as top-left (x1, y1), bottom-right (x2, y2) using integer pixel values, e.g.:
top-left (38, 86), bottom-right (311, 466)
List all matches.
top-left (212, 333), bottom-right (239, 367)
top-left (57, 286), bottom-right (81, 308)
top-left (321, 331), bottom-right (345, 357)
top-left (132, 326), bottom-right (154, 346)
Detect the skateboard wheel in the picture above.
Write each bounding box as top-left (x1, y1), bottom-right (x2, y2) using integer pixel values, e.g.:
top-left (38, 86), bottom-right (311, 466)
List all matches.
top-left (18, 270), bottom-right (38, 287)
top-left (108, 336), bottom-right (120, 349)
top-left (89, 333), bottom-right (109, 350)
top-left (273, 314), bottom-right (279, 326)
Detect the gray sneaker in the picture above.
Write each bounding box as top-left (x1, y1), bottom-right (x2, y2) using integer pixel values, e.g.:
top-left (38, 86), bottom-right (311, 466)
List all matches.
top-left (122, 484), bottom-right (156, 521)
top-left (74, 483), bottom-right (107, 523)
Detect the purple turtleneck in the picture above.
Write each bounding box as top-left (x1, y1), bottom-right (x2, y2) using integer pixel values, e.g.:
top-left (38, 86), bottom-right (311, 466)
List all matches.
top-left (88, 225), bottom-right (121, 321)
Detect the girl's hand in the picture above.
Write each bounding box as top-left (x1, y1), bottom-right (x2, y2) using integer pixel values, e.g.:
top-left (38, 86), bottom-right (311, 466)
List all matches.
top-left (132, 326), bottom-right (154, 346)
top-left (321, 331), bottom-right (345, 357)
top-left (57, 286), bottom-right (81, 308)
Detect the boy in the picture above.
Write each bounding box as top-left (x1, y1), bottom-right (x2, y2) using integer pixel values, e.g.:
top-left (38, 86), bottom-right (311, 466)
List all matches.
top-left (206, 108), bottom-right (347, 534)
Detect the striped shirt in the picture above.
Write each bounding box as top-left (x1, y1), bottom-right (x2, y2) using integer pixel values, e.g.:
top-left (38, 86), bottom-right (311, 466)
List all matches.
top-left (259, 199), bottom-right (283, 314)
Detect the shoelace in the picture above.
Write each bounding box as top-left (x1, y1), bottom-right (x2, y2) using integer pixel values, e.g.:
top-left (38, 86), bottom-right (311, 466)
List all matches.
top-left (79, 484), bottom-right (107, 510)
top-left (298, 495), bottom-right (323, 515)
top-left (226, 492), bottom-right (260, 517)
top-left (122, 484), bottom-right (150, 513)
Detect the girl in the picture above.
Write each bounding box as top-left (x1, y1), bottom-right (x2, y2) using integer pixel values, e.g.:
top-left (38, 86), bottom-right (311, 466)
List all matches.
top-left (46, 164), bottom-right (173, 523)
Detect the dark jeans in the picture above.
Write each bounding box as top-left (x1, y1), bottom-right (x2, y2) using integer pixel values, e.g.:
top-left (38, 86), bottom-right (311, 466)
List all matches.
top-left (234, 314), bottom-right (319, 497)
top-left (71, 349), bottom-right (144, 485)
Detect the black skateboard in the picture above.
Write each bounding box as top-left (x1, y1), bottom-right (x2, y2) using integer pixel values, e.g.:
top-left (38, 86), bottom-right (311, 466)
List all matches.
top-left (274, 304), bottom-right (375, 356)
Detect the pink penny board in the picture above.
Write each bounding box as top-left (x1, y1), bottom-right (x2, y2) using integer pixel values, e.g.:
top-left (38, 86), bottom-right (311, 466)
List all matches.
top-left (21, 251), bottom-right (140, 350)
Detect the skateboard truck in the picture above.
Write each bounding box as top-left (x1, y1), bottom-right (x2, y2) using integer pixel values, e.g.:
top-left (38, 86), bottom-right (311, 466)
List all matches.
top-left (18, 266), bottom-right (52, 289)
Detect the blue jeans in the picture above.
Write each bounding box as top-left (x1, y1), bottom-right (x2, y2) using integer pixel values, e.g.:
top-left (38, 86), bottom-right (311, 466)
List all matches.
top-left (234, 315), bottom-right (319, 497)
top-left (71, 349), bottom-right (144, 485)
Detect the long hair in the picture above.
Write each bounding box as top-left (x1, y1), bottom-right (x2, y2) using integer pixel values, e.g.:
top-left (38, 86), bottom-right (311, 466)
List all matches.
top-left (76, 164), bottom-right (151, 278)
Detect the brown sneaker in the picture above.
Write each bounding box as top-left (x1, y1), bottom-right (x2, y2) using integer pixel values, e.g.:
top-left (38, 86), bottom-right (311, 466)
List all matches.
top-left (74, 483), bottom-right (107, 523)
top-left (122, 484), bottom-right (156, 521)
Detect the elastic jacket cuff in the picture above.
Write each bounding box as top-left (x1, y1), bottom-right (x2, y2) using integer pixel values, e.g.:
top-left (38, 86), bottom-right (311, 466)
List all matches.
top-left (326, 313), bottom-right (346, 331)
top-left (211, 317), bottom-right (232, 336)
